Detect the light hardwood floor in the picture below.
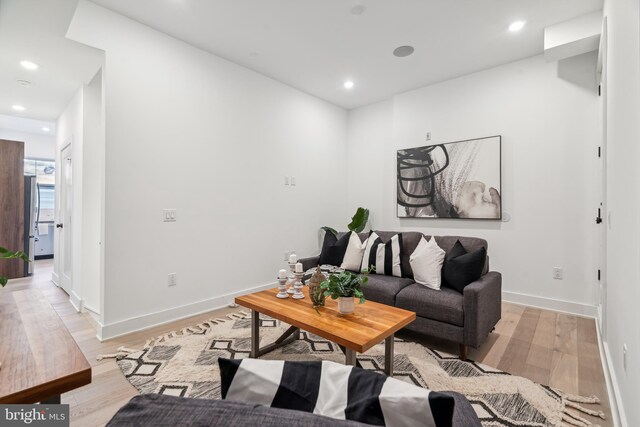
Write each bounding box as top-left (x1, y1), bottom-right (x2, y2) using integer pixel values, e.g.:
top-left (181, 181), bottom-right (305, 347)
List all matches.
top-left (1, 260), bottom-right (612, 427)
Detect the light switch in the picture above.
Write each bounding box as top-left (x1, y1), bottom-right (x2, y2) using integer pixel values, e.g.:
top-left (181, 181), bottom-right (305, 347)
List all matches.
top-left (284, 176), bottom-right (290, 186)
top-left (291, 176), bottom-right (296, 186)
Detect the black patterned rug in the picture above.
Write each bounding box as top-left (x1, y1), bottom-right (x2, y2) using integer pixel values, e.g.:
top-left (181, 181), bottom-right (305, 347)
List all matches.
top-left (99, 312), bottom-right (605, 427)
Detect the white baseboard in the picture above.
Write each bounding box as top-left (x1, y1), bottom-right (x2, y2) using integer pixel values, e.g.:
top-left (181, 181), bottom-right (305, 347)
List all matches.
top-left (51, 271), bottom-right (59, 286)
top-left (502, 291), bottom-right (598, 318)
top-left (601, 339), bottom-right (628, 426)
top-left (97, 281), bottom-right (277, 341)
top-left (69, 290), bottom-right (83, 312)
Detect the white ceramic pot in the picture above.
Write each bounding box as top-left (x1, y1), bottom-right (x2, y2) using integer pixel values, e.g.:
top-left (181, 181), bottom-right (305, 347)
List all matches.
top-left (338, 296), bottom-right (355, 314)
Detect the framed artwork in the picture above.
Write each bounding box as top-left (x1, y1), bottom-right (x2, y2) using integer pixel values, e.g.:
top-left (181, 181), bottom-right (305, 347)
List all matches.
top-left (397, 135), bottom-right (502, 219)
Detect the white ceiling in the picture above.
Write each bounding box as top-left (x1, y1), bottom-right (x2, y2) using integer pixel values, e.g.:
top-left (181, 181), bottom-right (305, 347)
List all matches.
top-left (0, 0), bottom-right (104, 121)
top-left (0, 113), bottom-right (56, 135)
top-left (0, 1), bottom-right (603, 116)
top-left (91, 0), bottom-right (602, 109)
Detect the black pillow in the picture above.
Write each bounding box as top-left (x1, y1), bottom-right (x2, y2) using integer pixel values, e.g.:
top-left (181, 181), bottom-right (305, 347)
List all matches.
top-left (318, 231), bottom-right (351, 266)
top-left (442, 240), bottom-right (486, 293)
top-left (218, 357), bottom-right (455, 427)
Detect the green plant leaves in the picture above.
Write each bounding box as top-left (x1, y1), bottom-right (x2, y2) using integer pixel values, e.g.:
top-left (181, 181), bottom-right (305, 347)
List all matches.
top-left (321, 226), bottom-right (338, 237)
top-left (319, 271), bottom-right (366, 303)
top-left (347, 207), bottom-right (369, 233)
top-left (0, 246), bottom-right (30, 287)
top-left (0, 247), bottom-right (29, 262)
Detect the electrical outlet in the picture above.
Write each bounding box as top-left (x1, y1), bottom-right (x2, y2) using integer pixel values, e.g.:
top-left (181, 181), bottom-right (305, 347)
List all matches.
top-left (283, 251), bottom-right (290, 261)
top-left (162, 209), bottom-right (177, 222)
top-left (553, 267), bottom-right (563, 280)
top-left (426, 132), bottom-right (431, 141)
top-left (168, 273), bottom-right (177, 287)
top-left (623, 344), bottom-right (628, 371)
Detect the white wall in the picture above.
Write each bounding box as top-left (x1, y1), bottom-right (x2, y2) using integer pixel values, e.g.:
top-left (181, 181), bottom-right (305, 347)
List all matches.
top-left (0, 129), bottom-right (55, 159)
top-left (54, 87), bottom-right (84, 310)
top-left (67, 1), bottom-right (349, 337)
top-left (347, 53), bottom-right (600, 312)
top-left (602, 0), bottom-right (640, 424)
top-left (80, 69), bottom-right (105, 316)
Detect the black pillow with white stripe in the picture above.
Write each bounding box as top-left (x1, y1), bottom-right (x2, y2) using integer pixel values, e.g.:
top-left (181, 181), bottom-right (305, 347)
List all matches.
top-left (360, 232), bottom-right (404, 277)
top-left (218, 358), bottom-right (454, 427)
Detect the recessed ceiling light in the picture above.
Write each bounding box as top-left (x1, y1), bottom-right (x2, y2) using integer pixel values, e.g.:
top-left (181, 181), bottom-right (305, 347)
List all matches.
top-left (42, 127), bottom-right (50, 132)
top-left (343, 80), bottom-right (355, 89)
top-left (20, 60), bottom-right (38, 70)
top-left (509, 21), bottom-right (526, 32)
top-left (393, 46), bottom-right (415, 57)
top-left (17, 79), bottom-right (32, 88)
top-left (350, 5), bottom-right (365, 15)
top-left (12, 105), bottom-right (26, 111)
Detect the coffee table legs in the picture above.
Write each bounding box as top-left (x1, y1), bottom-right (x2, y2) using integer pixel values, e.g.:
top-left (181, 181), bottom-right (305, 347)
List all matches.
top-left (345, 348), bottom-right (357, 366)
top-left (250, 309), bottom-right (260, 358)
top-left (250, 310), bottom-right (300, 358)
top-left (384, 335), bottom-right (394, 376)
top-left (341, 334), bottom-right (394, 376)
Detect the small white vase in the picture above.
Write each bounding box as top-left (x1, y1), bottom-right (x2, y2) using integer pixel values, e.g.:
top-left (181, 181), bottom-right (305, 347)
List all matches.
top-left (338, 297), bottom-right (355, 314)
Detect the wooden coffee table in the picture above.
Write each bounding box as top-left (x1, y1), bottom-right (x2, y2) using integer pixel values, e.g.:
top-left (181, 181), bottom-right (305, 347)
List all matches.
top-left (235, 287), bottom-right (415, 376)
top-left (0, 289), bottom-right (92, 403)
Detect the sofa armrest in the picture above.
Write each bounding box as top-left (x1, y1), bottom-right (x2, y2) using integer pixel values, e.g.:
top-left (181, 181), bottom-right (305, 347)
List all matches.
top-left (463, 271), bottom-right (502, 348)
top-left (299, 256), bottom-right (320, 271)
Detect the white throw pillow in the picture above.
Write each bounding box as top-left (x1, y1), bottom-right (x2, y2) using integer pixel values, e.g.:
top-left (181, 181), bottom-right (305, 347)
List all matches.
top-left (340, 232), bottom-right (367, 272)
top-left (410, 236), bottom-right (445, 290)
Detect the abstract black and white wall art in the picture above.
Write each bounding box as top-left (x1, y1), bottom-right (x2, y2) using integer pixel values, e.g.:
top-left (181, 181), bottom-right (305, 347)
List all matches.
top-left (397, 136), bottom-right (502, 219)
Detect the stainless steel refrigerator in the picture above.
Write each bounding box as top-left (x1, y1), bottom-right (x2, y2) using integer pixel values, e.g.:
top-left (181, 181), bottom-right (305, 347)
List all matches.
top-left (24, 175), bottom-right (37, 275)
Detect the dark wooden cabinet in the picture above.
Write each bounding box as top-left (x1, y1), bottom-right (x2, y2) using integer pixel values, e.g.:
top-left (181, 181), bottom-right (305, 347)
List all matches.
top-left (0, 139), bottom-right (25, 279)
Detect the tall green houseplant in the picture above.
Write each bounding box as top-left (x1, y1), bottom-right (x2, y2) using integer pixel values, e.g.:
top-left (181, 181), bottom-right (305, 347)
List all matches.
top-left (322, 207), bottom-right (370, 237)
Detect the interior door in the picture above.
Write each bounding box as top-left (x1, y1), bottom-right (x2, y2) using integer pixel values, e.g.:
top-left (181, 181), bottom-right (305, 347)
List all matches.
top-left (58, 144), bottom-right (73, 294)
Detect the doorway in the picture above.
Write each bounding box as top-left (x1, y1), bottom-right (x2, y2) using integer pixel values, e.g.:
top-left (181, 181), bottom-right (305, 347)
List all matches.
top-left (58, 142), bottom-right (73, 295)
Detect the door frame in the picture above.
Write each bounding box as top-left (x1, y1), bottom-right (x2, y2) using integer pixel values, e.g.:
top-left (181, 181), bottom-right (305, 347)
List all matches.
top-left (596, 18), bottom-right (608, 338)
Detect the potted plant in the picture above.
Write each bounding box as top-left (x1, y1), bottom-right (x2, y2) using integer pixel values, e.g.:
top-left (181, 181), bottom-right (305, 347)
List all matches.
top-left (0, 246), bottom-right (29, 287)
top-left (320, 271), bottom-right (367, 314)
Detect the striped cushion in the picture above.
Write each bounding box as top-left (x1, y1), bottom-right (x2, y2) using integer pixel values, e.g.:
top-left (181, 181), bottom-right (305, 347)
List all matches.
top-left (360, 232), bottom-right (404, 277)
top-left (219, 358), bottom-right (454, 427)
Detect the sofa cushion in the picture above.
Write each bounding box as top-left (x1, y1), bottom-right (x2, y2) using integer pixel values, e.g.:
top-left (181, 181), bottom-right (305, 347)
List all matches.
top-left (361, 232), bottom-right (404, 277)
top-left (434, 236), bottom-right (489, 275)
top-left (442, 241), bottom-right (487, 293)
top-left (318, 231), bottom-right (350, 266)
top-left (396, 284), bottom-right (464, 326)
top-left (361, 274), bottom-right (414, 306)
top-left (372, 231), bottom-right (421, 279)
top-left (410, 236), bottom-right (446, 290)
top-left (219, 358), bottom-right (456, 427)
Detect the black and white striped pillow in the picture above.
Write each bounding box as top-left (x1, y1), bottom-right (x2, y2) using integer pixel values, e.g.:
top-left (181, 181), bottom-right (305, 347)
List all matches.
top-left (361, 232), bottom-right (404, 277)
top-left (218, 358), bottom-right (454, 427)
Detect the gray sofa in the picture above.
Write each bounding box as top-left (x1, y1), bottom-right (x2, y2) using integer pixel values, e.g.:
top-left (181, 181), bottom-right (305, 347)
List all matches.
top-left (108, 392), bottom-right (481, 426)
top-left (301, 231), bottom-right (502, 360)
